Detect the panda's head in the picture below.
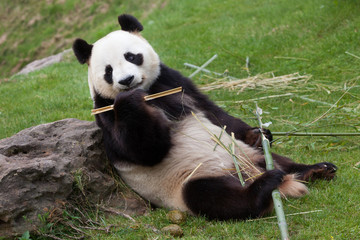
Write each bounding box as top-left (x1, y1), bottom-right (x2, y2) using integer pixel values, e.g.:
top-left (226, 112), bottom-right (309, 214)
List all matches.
top-left (73, 14), bottom-right (160, 100)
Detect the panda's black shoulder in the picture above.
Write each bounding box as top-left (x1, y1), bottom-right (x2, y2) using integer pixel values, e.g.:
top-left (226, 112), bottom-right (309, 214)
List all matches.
top-left (156, 63), bottom-right (188, 88)
top-left (152, 63), bottom-right (201, 95)
top-left (148, 63), bottom-right (224, 122)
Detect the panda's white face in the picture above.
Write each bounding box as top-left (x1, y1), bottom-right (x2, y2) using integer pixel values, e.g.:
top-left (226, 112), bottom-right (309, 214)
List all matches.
top-left (88, 30), bottom-right (160, 99)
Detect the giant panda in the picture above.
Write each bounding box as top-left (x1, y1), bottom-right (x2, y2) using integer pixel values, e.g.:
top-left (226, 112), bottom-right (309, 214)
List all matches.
top-left (72, 14), bottom-right (337, 220)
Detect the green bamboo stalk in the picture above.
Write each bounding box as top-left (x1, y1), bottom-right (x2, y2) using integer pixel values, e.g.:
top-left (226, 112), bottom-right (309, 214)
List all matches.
top-left (213, 126), bottom-right (226, 151)
top-left (272, 132), bottom-right (360, 136)
top-left (231, 132), bottom-right (245, 187)
top-left (255, 104), bottom-right (289, 240)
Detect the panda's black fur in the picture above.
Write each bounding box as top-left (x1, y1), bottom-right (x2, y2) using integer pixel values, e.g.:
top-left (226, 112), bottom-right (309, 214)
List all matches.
top-left (73, 14), bottom-right (337, 220)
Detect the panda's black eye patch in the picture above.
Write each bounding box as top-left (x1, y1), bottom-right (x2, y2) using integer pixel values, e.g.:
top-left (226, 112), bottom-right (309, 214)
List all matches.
top-left (104, 65), bottom-right (113, 84)
top-left (124, 52), bottom-right (143, 66)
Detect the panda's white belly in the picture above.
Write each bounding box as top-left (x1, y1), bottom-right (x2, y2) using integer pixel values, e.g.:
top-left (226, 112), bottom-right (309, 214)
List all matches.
top-left (114, 113), bottom-right (262, 212)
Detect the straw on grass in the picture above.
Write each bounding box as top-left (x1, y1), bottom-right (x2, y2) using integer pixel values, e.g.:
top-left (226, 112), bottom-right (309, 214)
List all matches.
top-left (200, 72), bottom-right (311, 93)
top-left (295, 95), bottom-right (354, 113)
top-left (217, 93), bottom-right (294, 104)
top-left (305, 82), bottom-right (355, 126)
top-left (91, 87), bottom-right (182, 115)
top-left (274, 56), bottom-right (309, 61)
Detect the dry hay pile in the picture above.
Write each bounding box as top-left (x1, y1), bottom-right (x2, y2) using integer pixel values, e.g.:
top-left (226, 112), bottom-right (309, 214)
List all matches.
top-left (199, 72), bottom-right (311, 93)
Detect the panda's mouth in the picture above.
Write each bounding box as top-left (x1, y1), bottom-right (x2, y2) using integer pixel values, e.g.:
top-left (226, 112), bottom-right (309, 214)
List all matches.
top-left (127, 82), bottom-right (142, 90)
top-left (125, 76), bottom-right (146, 91)
top-left (119, 81), bottom-right (142, 91)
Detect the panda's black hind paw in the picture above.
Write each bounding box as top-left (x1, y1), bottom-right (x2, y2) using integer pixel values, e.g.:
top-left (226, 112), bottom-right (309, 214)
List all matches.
top-left (300, 162), bottom-right (338, 181)
top-left (249, 169), bottom-right (286, 196)
top-left (313, 162), bottom-right (337, 180)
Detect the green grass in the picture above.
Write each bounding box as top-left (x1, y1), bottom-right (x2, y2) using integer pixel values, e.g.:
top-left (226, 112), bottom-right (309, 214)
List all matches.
top-left (1, 0), bottom-right (360, 239)
top-left (0, 0), bottom-right (161, 78)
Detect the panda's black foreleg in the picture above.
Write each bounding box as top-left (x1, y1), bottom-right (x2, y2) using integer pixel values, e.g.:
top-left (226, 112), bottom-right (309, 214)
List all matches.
top-left (111, 89), bottom-right (172, 166)
top-left (271, 153), bottom-right (337, 181)
top-left (182, 169), bottom-right (285, 220)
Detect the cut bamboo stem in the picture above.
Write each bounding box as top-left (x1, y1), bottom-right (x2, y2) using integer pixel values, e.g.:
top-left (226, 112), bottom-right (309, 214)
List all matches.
top-left (231, 132), bottom-right (245, 186)
top-left (188, 54), bottom-right (218, 78)
top-left (184, 63), bottom-right (220, 76)
top-left (273, 132), bottom-right (360, 136)
top-left (247, 209), bottom-right (323, 222)
top-left (143, 87), bottom-right (183, 101)
top-left (91, 87), bottom-right (182, 115)
top-left (255, 104), bottom-right (289, 240)
top-left (245, 56), bottom-right (251, 77)
top-left (345, 51), bottom-right (360, 60)
top-left (184, 62), bottom-right (237, 80)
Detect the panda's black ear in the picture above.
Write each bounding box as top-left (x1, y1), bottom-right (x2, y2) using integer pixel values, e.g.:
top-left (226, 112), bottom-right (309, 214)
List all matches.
top-left (72, 38), bottom-right (93, 64)
top-left (118, 14), bottom-right (143, 32)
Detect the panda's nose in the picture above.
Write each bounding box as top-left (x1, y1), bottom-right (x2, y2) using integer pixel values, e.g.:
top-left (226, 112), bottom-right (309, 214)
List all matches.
top-left (118, 75), bottom-right (134, 86)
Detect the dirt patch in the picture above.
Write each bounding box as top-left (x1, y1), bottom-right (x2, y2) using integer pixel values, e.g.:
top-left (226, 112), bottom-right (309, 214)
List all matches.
top-left (27, 14), bottom-right (42, 27)
top-left (141, 0), bottom-right (169, 19)
top-left (0, 33), bottom-right (7, 46)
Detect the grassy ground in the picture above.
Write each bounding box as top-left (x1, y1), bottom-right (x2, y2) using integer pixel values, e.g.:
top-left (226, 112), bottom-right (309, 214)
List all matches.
top-left (0, 0), bottom-right (162, 78)
top-left (1, 0), bottom-right (360, 239)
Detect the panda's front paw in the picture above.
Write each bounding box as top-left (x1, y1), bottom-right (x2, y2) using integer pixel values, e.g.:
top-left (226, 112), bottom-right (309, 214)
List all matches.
top-left (245, 127), bottom-right (273, 148)
top-left (114, 89), bottom-right (147, 115)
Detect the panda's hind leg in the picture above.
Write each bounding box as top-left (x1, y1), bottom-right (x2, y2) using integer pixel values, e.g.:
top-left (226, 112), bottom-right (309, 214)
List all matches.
top-left (271, 153), bottom-right (337, 181)
top-left (182, 169), bottom-right (285, 220)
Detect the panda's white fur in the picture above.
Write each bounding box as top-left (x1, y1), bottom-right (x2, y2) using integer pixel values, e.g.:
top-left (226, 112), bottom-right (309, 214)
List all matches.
top-left (88, 30), bottom-right (160, 100)
top-left (73, 14), bottom-right (337, 220)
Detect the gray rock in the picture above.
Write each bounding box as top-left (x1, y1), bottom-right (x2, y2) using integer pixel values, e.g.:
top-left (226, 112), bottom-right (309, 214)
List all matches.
top-left (0, 118), bottom-right (147, 238)
top-left (17, 49), bottom-right (71, 75)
